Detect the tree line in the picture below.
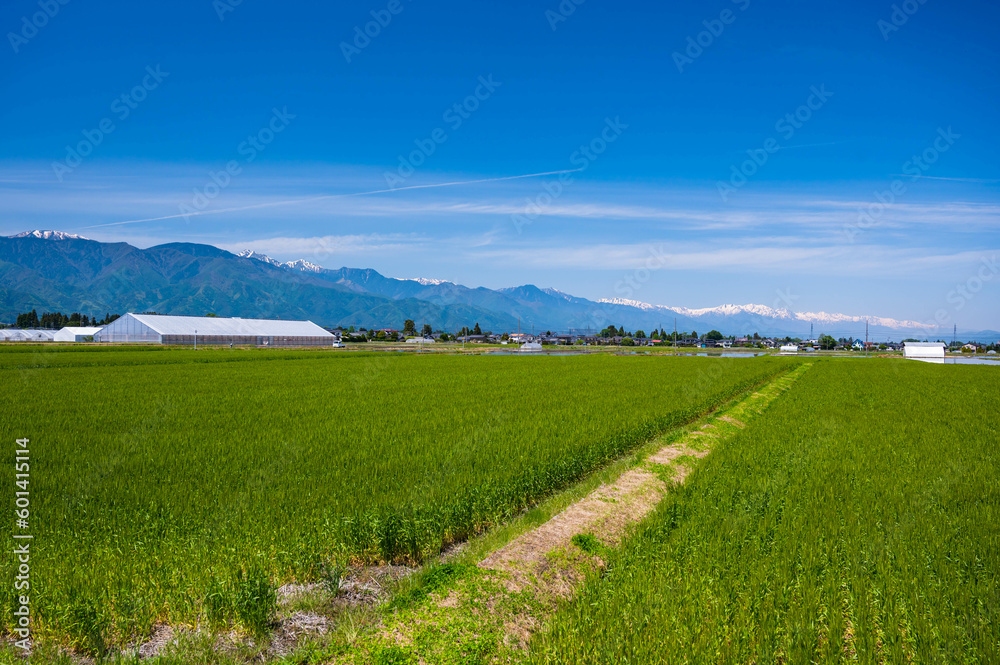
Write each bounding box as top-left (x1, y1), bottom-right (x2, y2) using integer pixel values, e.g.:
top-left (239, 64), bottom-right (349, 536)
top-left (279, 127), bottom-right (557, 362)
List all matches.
top-left (11, 310), bottom-right (120, 329)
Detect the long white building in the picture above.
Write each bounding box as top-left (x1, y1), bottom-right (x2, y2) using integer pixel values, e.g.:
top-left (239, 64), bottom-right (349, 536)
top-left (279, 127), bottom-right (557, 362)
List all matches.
top-left (94, 313), bottom-right (335, 346)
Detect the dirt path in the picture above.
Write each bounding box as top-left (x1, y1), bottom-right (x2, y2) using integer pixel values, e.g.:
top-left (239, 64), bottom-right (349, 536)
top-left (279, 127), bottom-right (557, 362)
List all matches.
top-left (337, 365), bottom-right (812, 663)
top-left (475, 364), bottom-right (811, 643)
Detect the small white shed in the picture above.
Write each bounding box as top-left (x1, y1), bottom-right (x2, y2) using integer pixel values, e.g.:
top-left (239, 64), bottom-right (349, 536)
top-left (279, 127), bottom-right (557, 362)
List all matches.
top-left (779, 344), bottom-right (798, 353)
top-left (903, 342), bottom-right (945, 359)
top-left (54, 326), bottom-right (103, 342)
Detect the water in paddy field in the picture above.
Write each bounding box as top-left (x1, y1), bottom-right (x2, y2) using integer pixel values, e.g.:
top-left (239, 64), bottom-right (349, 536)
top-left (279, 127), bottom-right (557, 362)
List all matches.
top-left (482, 351), bottom-right (765, 357)
top-left (484, 351), bottom-right (589, 356)
top-left (913, 357), bottom-right (1000, 365)
top-left (685, 352), bottom-right (763, 357)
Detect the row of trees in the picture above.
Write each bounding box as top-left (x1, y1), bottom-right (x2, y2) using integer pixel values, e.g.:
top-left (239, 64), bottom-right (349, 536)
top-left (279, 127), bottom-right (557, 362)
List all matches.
top-left (600, 326), bottom-right (714, 341)
top-left (402, 319), bottom-right (437, 337)
top-left (11, 310), bottom-right (120, 329)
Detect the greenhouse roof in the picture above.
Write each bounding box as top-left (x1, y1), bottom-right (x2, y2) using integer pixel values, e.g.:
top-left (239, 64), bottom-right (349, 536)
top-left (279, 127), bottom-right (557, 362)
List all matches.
top-left (127, 314), bottom-right (332, 337)
top-left (56, 327), bottom-right (104, 336)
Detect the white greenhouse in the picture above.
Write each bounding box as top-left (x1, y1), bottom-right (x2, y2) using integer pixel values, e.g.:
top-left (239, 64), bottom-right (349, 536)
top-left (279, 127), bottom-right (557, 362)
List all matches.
top-left (54, 326), bottom-right (104, 342)
top-left (0, 330), bottom-right (29, 341)
top-left (0, 329), bottom-right (55, 342)
top-left (93, 313), bottom-right (336, 346)
top-left (903, 342), bottom-right (945, 360)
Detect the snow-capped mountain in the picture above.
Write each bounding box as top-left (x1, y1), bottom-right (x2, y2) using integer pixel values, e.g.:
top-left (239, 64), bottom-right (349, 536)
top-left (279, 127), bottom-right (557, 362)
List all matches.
top-left (9, 230), bottom-right (89, 241)
top-left (407, 277), bottom-right (453, 286)
top-left (597, 298), bottom-right (936, 331)
top-left (541, 287), bottom-right (580, 302)
top-left (282, 258), bottom-right (324, 273)
top-left (236, 249), bottom-right (282, 266)
top-left (237, 250), bottom-right (322, 273)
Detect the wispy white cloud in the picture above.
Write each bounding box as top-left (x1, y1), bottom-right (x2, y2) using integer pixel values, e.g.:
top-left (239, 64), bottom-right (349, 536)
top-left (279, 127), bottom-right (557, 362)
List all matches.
top-left (467, 241), bottom-right (999, 277)
top-left (82, 169), bottom-right (584, 229)
top-left (215, 233), bottom-right (430, 259)
top-left (888, 175), bottom-right (1000, 184)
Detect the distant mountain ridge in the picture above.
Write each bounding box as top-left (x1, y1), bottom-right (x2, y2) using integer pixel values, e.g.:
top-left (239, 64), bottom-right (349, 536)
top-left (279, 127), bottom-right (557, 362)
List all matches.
top-left (1, 231), bottom-right (995, 341)
top-left (235, 245), bottom-right (988, 340)
top-left (597, 298), bottom-right (936, 331)
top-left (0, 232), bottom-right (517, 331)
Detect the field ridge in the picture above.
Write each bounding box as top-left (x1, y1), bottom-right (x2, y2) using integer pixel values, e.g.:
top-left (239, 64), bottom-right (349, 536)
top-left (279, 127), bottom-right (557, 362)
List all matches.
top-left (332, 363), bottom-right (811, 663)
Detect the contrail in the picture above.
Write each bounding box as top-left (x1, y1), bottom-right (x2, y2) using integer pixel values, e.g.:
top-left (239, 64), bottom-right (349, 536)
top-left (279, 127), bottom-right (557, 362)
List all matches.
top-left (84, 168), bottom-right (585, 229)
top-left (888, 174), bottom-right (1000, 184)
top-left (776, 141), bottom-right (843, 150)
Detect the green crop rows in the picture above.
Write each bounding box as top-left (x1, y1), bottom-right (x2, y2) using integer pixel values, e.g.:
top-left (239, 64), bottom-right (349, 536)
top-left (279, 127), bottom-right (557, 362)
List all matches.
top-left (0, 348), bottom-right (794, 647)
top-left (531, 360), bottom-right (999, 664)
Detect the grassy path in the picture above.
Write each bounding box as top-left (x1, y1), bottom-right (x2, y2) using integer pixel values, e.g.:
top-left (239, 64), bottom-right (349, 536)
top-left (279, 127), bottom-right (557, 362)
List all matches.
top-left (328, 363), bottom-right (812, 664)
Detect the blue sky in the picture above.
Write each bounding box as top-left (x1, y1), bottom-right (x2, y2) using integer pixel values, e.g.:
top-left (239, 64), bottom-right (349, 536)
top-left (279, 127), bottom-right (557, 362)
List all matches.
top-left (1, 0), bottom-right (998, 328)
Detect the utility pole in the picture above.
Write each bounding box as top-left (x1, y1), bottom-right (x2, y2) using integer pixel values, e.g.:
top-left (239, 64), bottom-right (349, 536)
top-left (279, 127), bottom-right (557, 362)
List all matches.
top-left (865, 320), bottom-right (869, 358)
top-left (674, 317), bottom-right (677, 354)
top-left (194, 329), bottom-right (197, 351)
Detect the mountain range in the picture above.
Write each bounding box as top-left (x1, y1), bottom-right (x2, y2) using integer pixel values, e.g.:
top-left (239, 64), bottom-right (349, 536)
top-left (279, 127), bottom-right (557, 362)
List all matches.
top-left (2, 231), bottom-right (995, 341)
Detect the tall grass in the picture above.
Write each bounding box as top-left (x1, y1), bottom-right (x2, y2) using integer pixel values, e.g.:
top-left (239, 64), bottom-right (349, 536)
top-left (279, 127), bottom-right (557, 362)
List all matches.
top-left (530, 360), bottom-right (1000, 663)
top-left (0, 350), bottom-right (793, 645)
